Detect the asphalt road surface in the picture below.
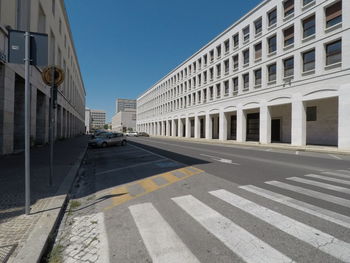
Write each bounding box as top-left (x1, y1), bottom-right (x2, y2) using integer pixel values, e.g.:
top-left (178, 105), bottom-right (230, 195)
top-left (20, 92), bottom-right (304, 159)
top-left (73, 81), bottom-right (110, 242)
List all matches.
top-left (55, 137), bottom-right (350, 263)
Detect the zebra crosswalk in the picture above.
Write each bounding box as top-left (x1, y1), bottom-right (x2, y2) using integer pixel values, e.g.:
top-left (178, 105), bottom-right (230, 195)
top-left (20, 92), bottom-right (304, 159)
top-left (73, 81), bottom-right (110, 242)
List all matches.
top-left (128, 169), bottom-right (350, 263)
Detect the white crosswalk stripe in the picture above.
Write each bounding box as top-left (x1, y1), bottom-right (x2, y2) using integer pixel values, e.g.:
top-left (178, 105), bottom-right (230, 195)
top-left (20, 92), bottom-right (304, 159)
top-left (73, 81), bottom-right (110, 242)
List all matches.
top-left (129, 203), bottom-right (200, 263)
top-left (172, 195), bottom-right (293, 263)
top-left (210, 189), bottom-right (350, 262)
top-left (287, 177), bottom-right (350, 194)
top-left (322, 171), bottom-right (350, 179)
top-left (305, 174), bottom-right (350, 185)
top-left (240, 184), bottom-right (350, 229)
top-left (266, 180), bottom-right (350, 208)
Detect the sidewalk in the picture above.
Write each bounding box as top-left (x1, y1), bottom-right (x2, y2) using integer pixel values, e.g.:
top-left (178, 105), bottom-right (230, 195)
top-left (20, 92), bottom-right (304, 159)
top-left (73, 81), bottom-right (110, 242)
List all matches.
top-left (0, 136), bottom-right (87, 262)
top-left (150, 136), bottom-right (350, 155)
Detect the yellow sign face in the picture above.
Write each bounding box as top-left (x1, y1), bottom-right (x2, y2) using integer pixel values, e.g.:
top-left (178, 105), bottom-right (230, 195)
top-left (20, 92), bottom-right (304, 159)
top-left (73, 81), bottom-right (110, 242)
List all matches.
top-left (42, 66), bottom-right (65, 86)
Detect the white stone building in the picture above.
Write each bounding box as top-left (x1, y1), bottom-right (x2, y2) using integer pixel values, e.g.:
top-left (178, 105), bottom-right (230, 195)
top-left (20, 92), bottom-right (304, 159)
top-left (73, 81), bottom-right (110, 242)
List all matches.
top-left (112, 108), bottom-right (136, 132)
top-left (85, 108), bottom-right (91, 133)
top-left (0, 0), bottom-right (86, 154)
top-left (90, 109), bottom-right (106, 130)
top-left (137, 0), bottom-right (350, 150)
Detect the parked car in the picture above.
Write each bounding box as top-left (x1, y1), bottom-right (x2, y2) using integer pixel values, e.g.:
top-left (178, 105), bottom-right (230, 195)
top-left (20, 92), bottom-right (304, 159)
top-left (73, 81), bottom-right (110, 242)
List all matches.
top-left (125, 132), bottom-right (138, 137)
top-left (90, 130), bottom-right (108, 139)
top-left (88, 132), bottom-right (127, 148)
top-left (137, 132), bottom-right (149, 137)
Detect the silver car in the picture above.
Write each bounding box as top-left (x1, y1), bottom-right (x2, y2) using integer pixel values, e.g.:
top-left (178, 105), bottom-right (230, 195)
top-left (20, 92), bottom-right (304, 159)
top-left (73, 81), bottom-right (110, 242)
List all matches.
top-left (88, 132), bottom-right (127, 148)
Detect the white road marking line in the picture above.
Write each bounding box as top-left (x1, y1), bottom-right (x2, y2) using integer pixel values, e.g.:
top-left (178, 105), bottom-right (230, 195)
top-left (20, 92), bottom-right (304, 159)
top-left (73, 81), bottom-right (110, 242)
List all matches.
top-left (265, 148), bottom-right (272, 152)
top-left (96, 159), bottom-right (168, 175)
top-left (172, 195), bottom-right (292, 263)
top-left (305, 174), bottom-right (350, 185)
top-left (266, 181), bottom-right (350, 208)
top-left (337, 170), bottom-right (350, 175)
top-left (240, 185), bottom-right (350, 229)
top-left (210, 189), bottom-right (350, 262)
top-left (322, 171), bottom-right (350, 179)
top-left (200, 154), bottom-right (239, 165)
top-left (287, 177), bottom-right (350, 194)
top-left (295, 151), bottom-right (299, 155)
top-left (129, 203), bottom-right (200, 263)
top-left (328, 154), bottom-right (342, 160)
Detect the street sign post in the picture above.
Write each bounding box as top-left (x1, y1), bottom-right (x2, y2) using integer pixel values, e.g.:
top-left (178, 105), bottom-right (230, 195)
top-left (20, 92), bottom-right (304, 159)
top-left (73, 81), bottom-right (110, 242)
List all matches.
top-left (42, 66), bottom-right (64, 186)
top-left (8, 29), bottom-right (48, 215)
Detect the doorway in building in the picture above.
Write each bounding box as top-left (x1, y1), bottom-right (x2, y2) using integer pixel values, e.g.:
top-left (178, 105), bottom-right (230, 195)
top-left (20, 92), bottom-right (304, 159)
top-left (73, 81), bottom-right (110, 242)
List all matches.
top-left (246, 113), bottom-right (259, 141)
top-left (271, 119), bottom-right (281, 142)
top-left (230, 115), bottom-right (237, 140)
top-left (200, 118), bottom-right (205, 138)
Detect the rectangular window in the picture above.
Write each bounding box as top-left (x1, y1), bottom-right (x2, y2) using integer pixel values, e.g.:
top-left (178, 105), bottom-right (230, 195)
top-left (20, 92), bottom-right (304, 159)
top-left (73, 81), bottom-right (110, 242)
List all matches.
top-left (216, 84), bottom-right (221, 98)
top-left (233, 33), bottom-right (239, 48)
top-left (243, 26), bottom-right (250, 42)
top-left (268, 63), bottom-right (277, 82)
top-left (243, 49), bottom-right (249, 65)
top-left (216, 64), bottom-right (221, 78)
top-left (243, 73), bottom-right (249, 90)
top-left (268, 35), bottom-right (277, 53)
top-left (210, 50), bottom-right (214, 62)
top-left (284, 57), bottom-right (294, 77)
top-left (224, 81), bottom-right (229, 95)
top-left (198, 58), bottom-right (202, 69)
top-left (204, 71), bottom-right (207, 82)
top-left (255, 18), bottom-right (262, 35)
top-left (204, 55), bottom-right (208, 65)
top-left (303, 49), bottom-right (315, 72)
top-left (254, 69), bottom-right (262, 86)
top-left (216, 45), bottom-right (222, 58)
top-left (304, 0), bottom-right (314, 6)
top-left (255, 42), bottom-right (262, 60)
top-left (326, 39), bottom-right (342, 65)
top-left (303, 15), bottom-right (315, 38)
top-left (209, 67), bottom-right (214, 80)
top-left (268, 8), bottom-right (277, 26)
top-left (224, 59), bottom-right (229, 74)
top-left (326, 1), bottom-right (342, 28)
top-left (284, 26), bottom-right (294, 46)
top-left (224, 39), bottom-right (230, 53)
top-left (307, 106), bottom-right (317, 121)
top-left (233, 55), bottom-right (239, 70)
top-left (284, 0), bottom-right (294, 17)
top-left (233, 77), bottom-right (239, 92)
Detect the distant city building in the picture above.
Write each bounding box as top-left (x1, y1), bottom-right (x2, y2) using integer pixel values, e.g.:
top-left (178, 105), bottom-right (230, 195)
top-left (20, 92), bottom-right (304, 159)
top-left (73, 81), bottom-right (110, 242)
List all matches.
top-left (116, 99), bottom-right (136, 113)
top-left (85, 109), bottom-right (92, 133)
top-left (90, 110), bottom-right (106, 129)
top-left (112, 108), bottom-right (137, 132)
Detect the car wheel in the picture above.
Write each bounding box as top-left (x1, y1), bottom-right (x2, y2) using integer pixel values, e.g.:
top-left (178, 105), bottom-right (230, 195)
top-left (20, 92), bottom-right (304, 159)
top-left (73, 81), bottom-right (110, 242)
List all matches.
top-left (102, 142), bottom-right (107, 148)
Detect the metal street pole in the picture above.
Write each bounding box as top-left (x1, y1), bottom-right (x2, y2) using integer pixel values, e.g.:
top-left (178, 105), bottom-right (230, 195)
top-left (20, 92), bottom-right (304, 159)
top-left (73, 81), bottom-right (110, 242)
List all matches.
top-left (49, 67), bottom-right (55, 186)
top-left (24, 31), bottom-right (31, 215)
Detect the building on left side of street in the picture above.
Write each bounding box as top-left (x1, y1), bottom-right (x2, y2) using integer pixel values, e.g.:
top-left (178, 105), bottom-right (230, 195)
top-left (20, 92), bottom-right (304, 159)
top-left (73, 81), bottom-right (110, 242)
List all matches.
top-left (0, 0), bottom-right (86, 154)
top-left (90, 109), bottom-right (106, 130)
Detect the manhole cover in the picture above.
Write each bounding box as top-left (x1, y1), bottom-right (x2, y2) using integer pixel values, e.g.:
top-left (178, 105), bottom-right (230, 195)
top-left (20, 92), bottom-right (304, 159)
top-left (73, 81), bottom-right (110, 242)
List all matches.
top-left (0, 244), bottom-right (17, 263)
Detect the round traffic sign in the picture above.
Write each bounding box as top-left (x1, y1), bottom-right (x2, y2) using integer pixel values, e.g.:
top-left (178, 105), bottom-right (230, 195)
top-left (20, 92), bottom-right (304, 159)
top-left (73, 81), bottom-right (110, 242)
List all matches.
top-left (42, 66), bottom-right (65, 86)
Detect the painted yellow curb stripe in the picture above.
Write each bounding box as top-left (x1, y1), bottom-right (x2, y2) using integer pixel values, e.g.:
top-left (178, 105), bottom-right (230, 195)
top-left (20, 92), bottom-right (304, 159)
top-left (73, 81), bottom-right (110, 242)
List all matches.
top-left (105, 166), bottom-right (204, 211)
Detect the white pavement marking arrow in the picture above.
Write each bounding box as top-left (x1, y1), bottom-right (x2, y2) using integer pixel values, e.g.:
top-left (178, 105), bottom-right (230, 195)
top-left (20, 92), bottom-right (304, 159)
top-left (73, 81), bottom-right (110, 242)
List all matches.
top-left (200, 154), bottom-right (240, 165)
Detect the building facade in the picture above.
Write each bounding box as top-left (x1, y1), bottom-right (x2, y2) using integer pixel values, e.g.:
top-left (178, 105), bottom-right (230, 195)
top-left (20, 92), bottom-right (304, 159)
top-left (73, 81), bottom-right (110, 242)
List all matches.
top-left (90, 109), bottom-right (106, 130)
top-left (137, 0), bottom-right (350, 150)
top-left (0, 0), bottom-right (86, 154)
top-left (116, 98), bottom-right (136, 113)
top-left (112, 108), bottom-right (136, 132)
top-left (85, 108), bottom-right (91, 133)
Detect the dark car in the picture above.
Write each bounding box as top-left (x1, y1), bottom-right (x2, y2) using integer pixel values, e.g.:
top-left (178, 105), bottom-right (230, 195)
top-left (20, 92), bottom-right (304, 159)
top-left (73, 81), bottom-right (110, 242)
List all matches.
top-left (138, 132), bottom-right (150, 137)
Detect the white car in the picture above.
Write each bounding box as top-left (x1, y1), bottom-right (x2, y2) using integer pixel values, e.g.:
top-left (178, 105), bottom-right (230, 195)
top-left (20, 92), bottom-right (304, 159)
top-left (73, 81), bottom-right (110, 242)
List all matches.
top-left (125, 132), bottom-right (138, 137)
top-left (88, 132), bottom-right (127, 148)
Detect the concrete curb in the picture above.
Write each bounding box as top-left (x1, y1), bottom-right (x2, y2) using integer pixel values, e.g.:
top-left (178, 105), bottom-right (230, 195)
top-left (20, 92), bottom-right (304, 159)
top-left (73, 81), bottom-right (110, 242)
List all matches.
top-left (149, 136), bottom-right (350, 156)
top-left (10, 146), bottom-right (88, 263)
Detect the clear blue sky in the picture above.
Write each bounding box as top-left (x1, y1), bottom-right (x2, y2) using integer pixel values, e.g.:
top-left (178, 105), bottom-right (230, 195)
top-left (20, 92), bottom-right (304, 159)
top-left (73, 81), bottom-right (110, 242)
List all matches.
top-left (65, 0), bottom-right (262, 121)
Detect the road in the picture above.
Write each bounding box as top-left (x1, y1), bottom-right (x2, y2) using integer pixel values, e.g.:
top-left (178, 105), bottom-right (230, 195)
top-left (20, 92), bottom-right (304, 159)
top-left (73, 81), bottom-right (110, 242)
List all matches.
top-left (52, 136), bottom-right (350, 263)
